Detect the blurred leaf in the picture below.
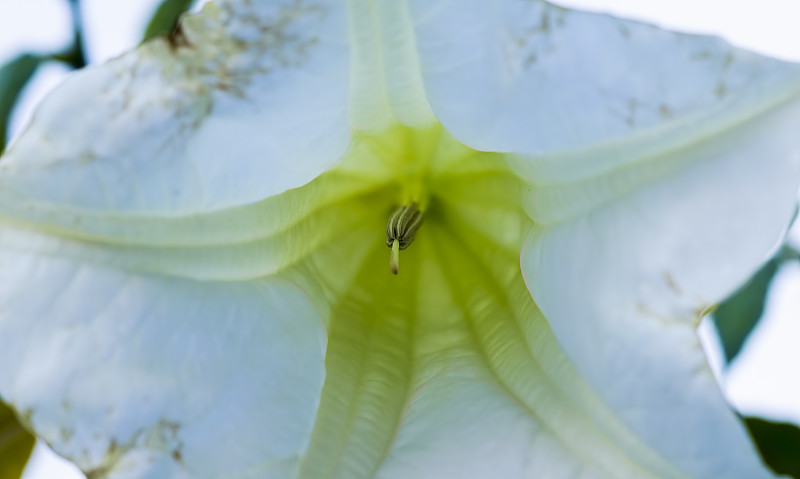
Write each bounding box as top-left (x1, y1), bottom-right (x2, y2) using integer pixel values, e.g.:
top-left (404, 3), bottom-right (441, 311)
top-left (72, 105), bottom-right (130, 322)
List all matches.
top-left (781, 244), bottom-right (800, 263)
top-left (143, 0), bottom-right (195, 43)
top-left (745, 417), bottom-right (800, 478)
top-left (0, 400), bottom-right (35, 479)
top-left (0, 54), bottom-right (41, 154)
top-left (51, 36), bottom-right (87, 71)
top-left (51, 0), bottom-right (87, 70)
top-left (713, 256), bottom-right (780, 363)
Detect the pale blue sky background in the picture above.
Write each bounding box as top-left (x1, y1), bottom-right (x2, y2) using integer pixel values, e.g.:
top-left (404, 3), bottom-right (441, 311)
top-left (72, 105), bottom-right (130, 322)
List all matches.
top-left (0, 1), bottom-right (797, 477)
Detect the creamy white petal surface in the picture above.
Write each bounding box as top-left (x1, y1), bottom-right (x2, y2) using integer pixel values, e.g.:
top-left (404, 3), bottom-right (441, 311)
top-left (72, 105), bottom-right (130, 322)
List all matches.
top-left (0, 237), bottom-right (326, 478)
top-left (375, 365), bottom-right (603, 479)
top-left (406, 0), bottom-right (800, 477)
top-left (0, 1), bottom-right (358, 215)
top-left (520, 98), bottom-right (800, 477)
top-left (0, 0), bottom-right (799, 478)
top-left (410, 0), bottom-right (800, 180)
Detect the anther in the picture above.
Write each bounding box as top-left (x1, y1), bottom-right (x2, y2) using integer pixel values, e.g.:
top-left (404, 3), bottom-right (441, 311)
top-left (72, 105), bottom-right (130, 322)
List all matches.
top-left (386, 203), bottom-right (423, 275)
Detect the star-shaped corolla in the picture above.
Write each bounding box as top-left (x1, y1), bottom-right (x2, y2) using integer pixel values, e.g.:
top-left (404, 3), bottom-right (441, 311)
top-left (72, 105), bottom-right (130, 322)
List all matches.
top-left (0, 1), bottom-right (798, 478)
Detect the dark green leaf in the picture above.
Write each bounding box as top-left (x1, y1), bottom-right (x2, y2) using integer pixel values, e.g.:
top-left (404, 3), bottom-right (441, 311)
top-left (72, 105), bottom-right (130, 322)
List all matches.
top-left (0, 400), bottom-right (35, 479)
top-left (713, 257), bottom-right (780, 363)
top-left (51, 0), bottom-right (87, 70)
top-left (0, 54), bottom-right (41, 155)
top-left (143, 0), bottom-right (195, 43)
top-left (781, 244), bottom-right (800, 263)
top-left (745, 417), bottom-right (800, 478)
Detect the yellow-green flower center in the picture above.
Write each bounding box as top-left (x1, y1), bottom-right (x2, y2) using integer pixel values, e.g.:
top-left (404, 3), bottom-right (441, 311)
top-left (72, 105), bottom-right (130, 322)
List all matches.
top-left (288, 128), bottom-right (670, 476)
top-left (281, 123), bottom-right (531, 311)
top-left (274, 125), bottom-right (599, 478)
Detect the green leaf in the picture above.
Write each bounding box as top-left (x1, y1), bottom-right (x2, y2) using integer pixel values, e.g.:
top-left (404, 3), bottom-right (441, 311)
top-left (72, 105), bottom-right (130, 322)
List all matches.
top-left (782, 244), bottom-right (800, 263)
top-left (745, 417), bottom-right (800, 478)
top-left (713, 256), bottom-right (780, 363)
top-left (142, 0), bottom-right (195, 43)
top-left (0, 54), bottom-right (41, 155)
top-left (0, 400), bottom-right (35, 479)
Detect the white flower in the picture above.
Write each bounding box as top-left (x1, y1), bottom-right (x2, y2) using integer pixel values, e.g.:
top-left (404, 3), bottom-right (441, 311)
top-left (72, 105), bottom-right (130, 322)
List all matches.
top-left (0, 1), bottom-right (798, 478)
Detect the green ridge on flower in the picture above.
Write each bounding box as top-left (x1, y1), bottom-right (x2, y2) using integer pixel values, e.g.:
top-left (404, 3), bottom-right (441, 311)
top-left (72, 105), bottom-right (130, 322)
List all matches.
top-left (0, 1), bottom-right (799, 478)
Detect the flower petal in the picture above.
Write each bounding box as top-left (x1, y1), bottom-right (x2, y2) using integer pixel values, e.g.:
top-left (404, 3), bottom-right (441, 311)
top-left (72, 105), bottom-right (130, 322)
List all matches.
top-left (0, 233), bottom-right (327, 478)
top-left (520, 71), bottom-right (800, 478)
top-left (408, 0), bottom-right (800, 181)
top-left (405, 1), bottom-right (799, 474)
top-left (0, 0), bottom-right (401, 218)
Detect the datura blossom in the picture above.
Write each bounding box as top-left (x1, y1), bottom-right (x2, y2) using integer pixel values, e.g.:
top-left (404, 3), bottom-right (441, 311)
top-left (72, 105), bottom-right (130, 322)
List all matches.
top-left (1, 1), bottom-right (799, 478)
